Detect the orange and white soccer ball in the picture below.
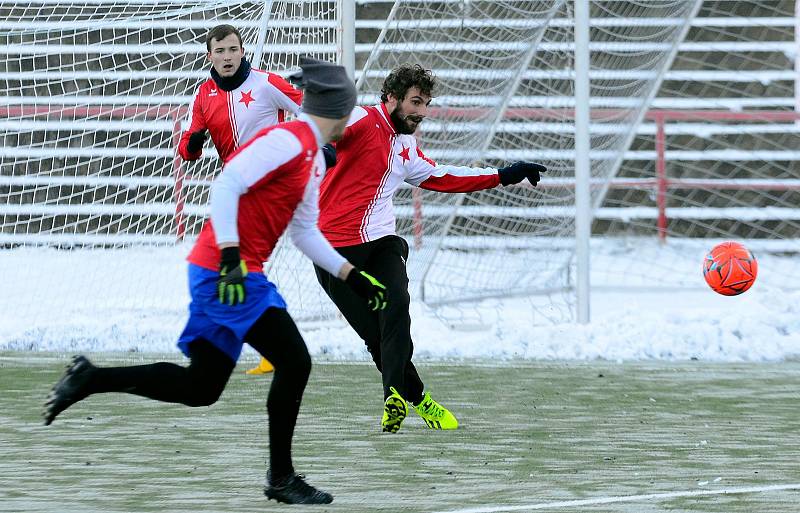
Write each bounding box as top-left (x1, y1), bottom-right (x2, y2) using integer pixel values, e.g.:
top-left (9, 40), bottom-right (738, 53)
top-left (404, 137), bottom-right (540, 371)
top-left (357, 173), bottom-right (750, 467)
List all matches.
top-left (702, 241), bottom-right (758, 296)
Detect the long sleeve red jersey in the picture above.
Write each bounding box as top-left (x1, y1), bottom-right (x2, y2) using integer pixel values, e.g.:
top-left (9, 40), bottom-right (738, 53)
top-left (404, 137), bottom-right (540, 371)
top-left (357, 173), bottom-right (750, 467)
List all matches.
top-left (178, 70), bottom-right (302, 162)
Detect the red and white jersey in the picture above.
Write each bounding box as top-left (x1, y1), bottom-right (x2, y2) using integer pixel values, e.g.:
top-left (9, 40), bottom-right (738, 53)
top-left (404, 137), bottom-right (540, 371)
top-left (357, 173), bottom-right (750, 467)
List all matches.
top-left (178, 69), bottom-right (303, 162)
top-left (188, 115), bottom-right (346, 276)
top-left (318, 103), bottom-right (501, 247)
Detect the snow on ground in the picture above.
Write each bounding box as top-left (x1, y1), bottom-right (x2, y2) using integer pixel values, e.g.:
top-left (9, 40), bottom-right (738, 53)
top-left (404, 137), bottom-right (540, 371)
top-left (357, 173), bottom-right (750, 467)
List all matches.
top-left (2, 239), bottom-right (799, 362)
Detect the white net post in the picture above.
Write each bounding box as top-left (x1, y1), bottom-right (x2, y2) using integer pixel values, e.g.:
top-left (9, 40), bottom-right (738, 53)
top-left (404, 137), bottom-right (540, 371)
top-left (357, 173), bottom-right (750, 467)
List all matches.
top-left (574, 0), bottom-right (591, 324)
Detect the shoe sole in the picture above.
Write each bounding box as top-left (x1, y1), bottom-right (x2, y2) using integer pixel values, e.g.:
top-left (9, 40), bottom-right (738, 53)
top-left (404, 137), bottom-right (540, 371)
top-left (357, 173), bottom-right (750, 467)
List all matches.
top-left (245, 369), bottom-right (274, 375)
top-left (264, 486), bottom-right (333, 504)
top-left (382, 396), bottom-right (407, 433)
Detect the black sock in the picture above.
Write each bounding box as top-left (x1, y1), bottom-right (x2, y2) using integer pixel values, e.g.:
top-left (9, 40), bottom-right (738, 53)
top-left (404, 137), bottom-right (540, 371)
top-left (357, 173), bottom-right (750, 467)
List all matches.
top-left (87, 340), bottom-right (234, 407)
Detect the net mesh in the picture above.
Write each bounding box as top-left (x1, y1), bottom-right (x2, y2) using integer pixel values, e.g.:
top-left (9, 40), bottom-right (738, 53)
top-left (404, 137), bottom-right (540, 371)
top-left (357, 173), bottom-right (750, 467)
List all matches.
top-left (356, 0), bottom-right (700, 325)
top-left (0, 0), bottom-right (341, 343)
top-left (597, 0), bottom-right (800, 289)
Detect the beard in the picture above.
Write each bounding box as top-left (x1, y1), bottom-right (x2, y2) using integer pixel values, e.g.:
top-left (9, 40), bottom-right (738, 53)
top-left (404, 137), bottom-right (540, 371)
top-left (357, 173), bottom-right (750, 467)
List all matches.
top-left (389, 107), bottom-right (423, 135)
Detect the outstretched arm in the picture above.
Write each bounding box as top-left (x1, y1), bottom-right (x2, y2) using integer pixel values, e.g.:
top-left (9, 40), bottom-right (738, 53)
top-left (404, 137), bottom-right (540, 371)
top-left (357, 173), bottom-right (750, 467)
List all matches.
top-left (408, 146), bottom-right (546, 192)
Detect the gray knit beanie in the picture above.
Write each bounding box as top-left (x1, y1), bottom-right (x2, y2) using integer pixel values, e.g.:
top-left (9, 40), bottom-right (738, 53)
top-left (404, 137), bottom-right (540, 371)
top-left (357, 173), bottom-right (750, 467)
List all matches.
top-left (288, 57), bottom-right (357, 119)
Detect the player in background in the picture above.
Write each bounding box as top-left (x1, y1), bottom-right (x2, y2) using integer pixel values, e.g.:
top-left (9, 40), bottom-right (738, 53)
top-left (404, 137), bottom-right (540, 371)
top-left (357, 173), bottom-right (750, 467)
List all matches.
top-left (177, 24), bottom-right (304, 375)
top-left (314, 64), bottom-right (546, 433)
top-left (178, 24), bottom-right (302, 165)
top-left (43, 58), bottom-right (387, 505)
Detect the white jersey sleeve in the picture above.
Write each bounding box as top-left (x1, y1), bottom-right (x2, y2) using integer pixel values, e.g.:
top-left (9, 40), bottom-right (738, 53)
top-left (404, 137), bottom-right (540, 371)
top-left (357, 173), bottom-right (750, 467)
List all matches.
top-left (265, 75), bottom-right (303, 117)
top-left (404, 141), bottom-right (498, 190)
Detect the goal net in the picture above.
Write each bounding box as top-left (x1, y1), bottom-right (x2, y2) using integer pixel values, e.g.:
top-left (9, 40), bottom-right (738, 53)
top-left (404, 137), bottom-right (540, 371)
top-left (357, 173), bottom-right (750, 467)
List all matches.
top-left (356, 0), bottom-right (800, 329)
top-left (0, 0), bottom-right (340, 349)
top-left (357, 0), bottom-right (701, 326)
top-left (592, 1), bottom-right (800, 292)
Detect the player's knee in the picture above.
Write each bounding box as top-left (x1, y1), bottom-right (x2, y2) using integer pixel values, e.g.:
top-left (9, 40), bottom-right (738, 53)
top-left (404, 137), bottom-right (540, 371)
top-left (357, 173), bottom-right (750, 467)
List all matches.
top-left (186, 390), bottom-right (221, 407)
top-left (294, 349), bottom-right (312, 378)
top-left (364, 343), bottom-right (382, 369)
top-left (283, 348), bottom-right (312, 382)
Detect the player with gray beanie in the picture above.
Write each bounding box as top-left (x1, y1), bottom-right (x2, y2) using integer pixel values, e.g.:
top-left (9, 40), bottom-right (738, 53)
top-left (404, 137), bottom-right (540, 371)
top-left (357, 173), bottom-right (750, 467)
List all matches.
top-left (287, 56), bottom-right (357, 170)
top-left (43, 55), bottom-right (384, 506)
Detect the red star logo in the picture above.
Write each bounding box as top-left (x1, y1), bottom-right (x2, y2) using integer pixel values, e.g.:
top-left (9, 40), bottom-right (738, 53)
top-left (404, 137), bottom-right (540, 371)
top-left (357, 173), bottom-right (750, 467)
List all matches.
top-left (398, 145), bottom-right (411, 163)
top-left (239, 90), bottom-right (255, 108)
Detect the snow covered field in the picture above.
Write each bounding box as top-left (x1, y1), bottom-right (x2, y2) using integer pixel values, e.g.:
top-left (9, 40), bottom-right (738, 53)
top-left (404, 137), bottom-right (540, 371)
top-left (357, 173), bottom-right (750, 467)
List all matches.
top-left (2, 238), bottom-right (799, 362)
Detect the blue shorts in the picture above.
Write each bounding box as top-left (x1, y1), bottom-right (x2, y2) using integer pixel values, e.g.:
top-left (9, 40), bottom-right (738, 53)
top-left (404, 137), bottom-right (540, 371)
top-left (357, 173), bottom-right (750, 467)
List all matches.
top-left (177, 264), bottom-right (287, 362)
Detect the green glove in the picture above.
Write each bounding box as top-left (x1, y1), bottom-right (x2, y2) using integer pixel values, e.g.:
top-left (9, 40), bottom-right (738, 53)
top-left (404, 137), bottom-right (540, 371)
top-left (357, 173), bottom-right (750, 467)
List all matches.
top-left (345, 269), bottom-right (388, 311)
top-left (218, 247), bottom-right (248, 306)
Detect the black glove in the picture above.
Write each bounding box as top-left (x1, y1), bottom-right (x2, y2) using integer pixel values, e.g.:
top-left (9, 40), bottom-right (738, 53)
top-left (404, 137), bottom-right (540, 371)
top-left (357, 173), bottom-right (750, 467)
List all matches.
top-left (187, 129), bottom-right (208, 153)
top-left (498, 161), bottom-right (546, 186)
top-left (218, 247), bottom-right (248, 306)
top-left (322, 143), bottom-right (337, 169)
top-left (345, 269), bottom-right (387, 311)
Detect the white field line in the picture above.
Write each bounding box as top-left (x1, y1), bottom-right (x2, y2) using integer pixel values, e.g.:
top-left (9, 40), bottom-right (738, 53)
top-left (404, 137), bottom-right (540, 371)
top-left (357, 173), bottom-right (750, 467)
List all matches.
top-left (434, 483), bottom-right (800, 513)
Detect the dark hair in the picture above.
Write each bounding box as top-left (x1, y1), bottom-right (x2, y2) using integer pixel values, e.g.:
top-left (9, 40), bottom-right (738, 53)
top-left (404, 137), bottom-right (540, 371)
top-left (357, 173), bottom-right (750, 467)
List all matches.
top-left (380, 64), bottom-right (437, 103)
top-left (206, 25), bottom-right (243, 52)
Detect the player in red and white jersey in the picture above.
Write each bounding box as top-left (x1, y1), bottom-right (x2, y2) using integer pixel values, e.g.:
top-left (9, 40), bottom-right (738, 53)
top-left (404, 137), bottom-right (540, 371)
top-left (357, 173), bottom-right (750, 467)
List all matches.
top-left (177, 24), bottom-right (303, 375)
top-left (177, 24), bottom-right (303, 164)
top-left (314, 64), bottom-right (547, 433)
top-left (44, 58), bottom-right (386, 505)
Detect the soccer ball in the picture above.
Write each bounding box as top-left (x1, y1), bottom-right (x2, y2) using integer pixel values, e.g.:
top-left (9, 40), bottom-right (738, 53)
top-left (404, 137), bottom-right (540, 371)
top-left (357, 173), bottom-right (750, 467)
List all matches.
top-left (702, 241), bottom-right (758, 296)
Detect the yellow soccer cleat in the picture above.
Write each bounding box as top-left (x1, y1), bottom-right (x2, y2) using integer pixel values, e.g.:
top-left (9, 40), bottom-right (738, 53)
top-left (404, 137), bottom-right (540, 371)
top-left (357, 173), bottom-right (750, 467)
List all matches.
top-left (381, 387), bottom-right (408, 433)
top-left (245, 357), bottom-right (274, 375)
top-left (413, 392), bottom-right (458, 430)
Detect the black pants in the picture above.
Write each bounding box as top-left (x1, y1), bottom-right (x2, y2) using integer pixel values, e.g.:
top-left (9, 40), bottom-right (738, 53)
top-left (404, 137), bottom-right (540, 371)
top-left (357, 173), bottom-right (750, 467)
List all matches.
top-left (314, 235), bottom-right (424, 404)
top-left (86, 307), bottom-right (310, 482)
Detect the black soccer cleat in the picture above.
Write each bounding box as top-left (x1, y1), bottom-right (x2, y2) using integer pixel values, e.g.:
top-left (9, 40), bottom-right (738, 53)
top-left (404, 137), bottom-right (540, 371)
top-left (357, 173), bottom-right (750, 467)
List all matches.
top-left (264, 472), bottom-right (333, 505)
top-left (43, 355), bottom-right (96, 425)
